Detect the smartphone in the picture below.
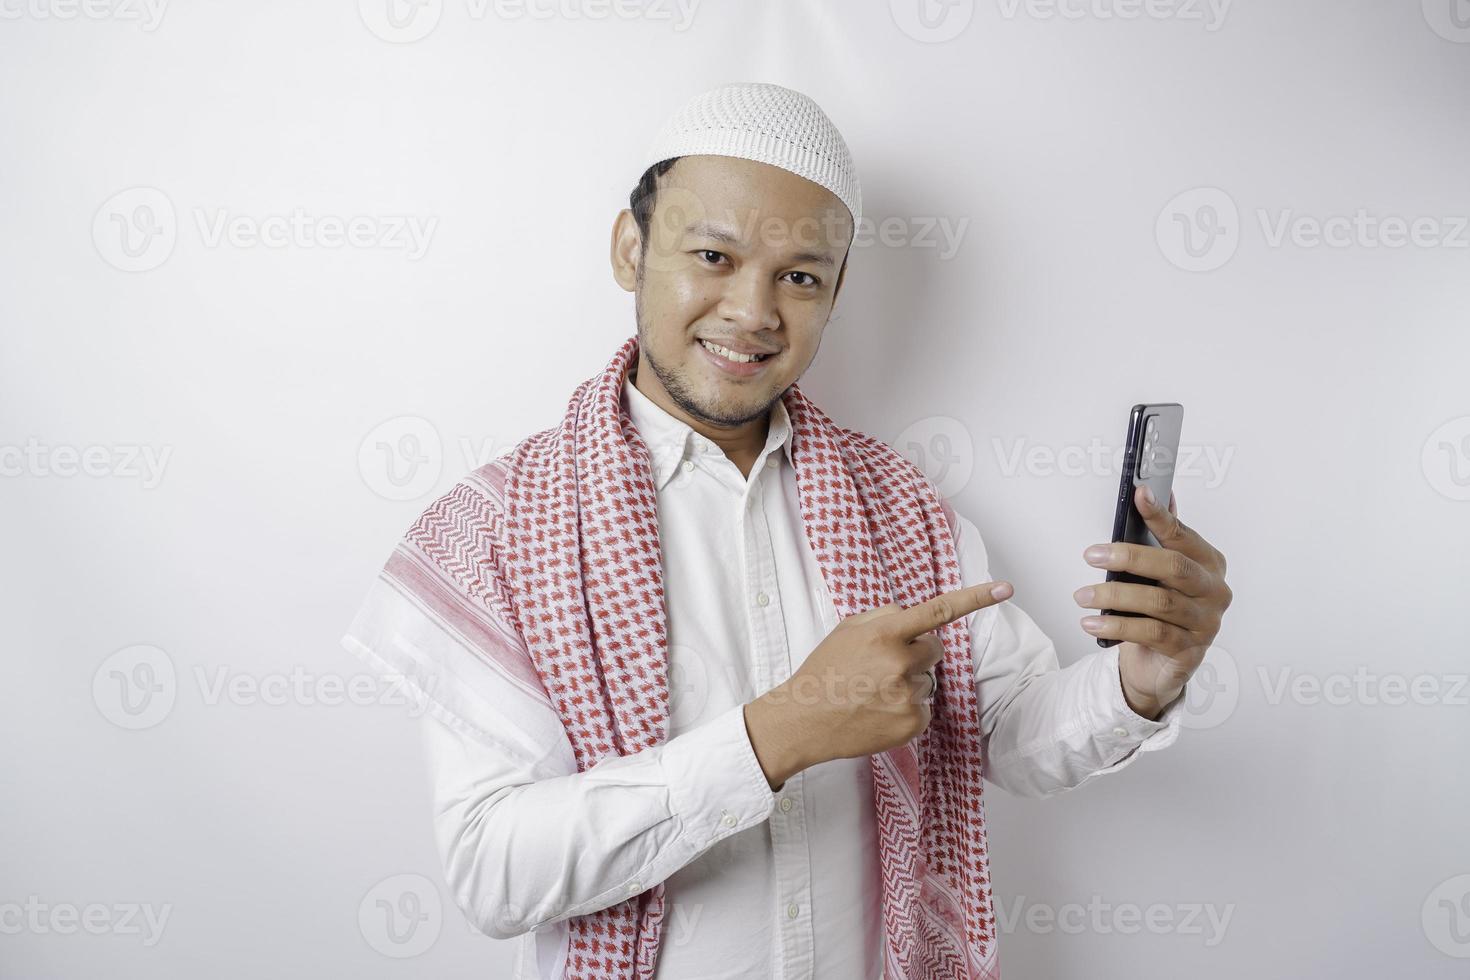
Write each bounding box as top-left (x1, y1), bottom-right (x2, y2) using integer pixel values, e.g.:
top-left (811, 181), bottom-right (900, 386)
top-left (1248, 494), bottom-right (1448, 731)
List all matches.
top-left (1098, 403), bottom-right (1184, 648)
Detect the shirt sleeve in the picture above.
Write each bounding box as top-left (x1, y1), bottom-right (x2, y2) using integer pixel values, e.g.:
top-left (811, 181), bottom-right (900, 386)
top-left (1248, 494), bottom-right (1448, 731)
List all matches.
top-left (339, 467), bottom-right (780, 944)
top-left (420, 698), bottom-right (778, 940)
top-left (947, 509), bottom-right (1187, 799)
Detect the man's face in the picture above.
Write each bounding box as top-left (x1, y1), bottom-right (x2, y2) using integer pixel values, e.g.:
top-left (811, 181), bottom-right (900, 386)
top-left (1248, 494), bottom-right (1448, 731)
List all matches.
top-left (618, 155), bottom-right (853, 429)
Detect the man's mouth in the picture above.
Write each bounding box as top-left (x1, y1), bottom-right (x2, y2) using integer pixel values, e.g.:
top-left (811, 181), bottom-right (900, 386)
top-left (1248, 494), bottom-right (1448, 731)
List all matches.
top-left (696, 338), bottom-right (775, 364)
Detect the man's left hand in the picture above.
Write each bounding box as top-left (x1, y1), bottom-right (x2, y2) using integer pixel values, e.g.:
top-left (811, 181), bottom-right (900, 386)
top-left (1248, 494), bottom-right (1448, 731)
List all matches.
top-left (1073, 485), bottom-right (1233, 720)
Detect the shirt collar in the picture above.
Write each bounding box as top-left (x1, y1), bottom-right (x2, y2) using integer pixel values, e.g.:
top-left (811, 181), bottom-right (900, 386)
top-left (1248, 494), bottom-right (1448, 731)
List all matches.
top-left (622, 374), bottom-right (795, 490)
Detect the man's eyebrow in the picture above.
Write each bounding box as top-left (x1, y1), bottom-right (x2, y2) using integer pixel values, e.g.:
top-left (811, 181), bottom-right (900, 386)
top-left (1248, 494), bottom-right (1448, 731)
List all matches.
top-left (684, 221), bottom-right (836, 267)
top-left (789, 250), bottom-right (834, 268)
top-left (684, 221), bottom-right (742, 245)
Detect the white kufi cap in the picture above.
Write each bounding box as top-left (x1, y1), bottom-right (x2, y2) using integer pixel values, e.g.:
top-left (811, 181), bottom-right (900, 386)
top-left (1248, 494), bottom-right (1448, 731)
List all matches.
top-left (638, 81), bottom-right (862, 226)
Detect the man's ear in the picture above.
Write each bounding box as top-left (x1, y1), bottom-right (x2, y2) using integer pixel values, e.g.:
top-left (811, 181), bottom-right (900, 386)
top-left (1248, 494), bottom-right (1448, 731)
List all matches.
top-left (610, 209), bottom-right (641, 292)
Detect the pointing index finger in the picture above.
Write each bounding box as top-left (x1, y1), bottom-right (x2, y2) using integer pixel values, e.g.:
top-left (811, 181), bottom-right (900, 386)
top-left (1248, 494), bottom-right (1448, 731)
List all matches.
top-left (884, 582), bottom-right (1014, 641)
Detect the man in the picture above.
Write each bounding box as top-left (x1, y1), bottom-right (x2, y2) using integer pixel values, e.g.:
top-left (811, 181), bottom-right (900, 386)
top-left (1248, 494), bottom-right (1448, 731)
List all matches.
top-left (342, 81), bottom-right (1232, 980)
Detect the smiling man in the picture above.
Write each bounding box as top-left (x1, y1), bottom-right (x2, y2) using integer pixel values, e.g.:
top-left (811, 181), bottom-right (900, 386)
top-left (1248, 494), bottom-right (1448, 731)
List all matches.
top-left (342, 81), bottom-right (1233, 980)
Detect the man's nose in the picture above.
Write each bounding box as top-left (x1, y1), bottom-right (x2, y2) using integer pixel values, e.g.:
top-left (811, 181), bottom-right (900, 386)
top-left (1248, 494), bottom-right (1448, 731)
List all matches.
top-left (716, 268), bottom-right (779, 332)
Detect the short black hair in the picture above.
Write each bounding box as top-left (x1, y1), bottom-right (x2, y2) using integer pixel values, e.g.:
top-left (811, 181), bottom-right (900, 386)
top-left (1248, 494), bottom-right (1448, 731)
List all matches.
top-left (629, 156), bottom-right (681, 257)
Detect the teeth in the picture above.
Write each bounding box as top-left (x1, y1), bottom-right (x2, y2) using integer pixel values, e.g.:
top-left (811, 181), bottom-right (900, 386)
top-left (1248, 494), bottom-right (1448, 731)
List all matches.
top-left (699, 339), bottom-right (767, 364)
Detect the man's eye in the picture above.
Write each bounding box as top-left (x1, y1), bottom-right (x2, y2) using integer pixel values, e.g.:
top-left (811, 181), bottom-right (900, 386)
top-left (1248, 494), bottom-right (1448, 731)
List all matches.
top-left (786, 271), bottom-right (820, 287)
top-left (697, 250), bottom-right (727, 265)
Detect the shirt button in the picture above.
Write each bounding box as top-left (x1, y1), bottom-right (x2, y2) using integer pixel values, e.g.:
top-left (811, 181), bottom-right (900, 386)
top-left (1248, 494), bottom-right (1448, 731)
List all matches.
top-left (681, 460), bottom-right (694, 474)
top-left (627, 880), bottom-right (641, 894)
top-left (766, 455), bottom-right (778, 468)
top-left (756, 591), bottom-right (770, 607)
top-left (722, 811), bottom-right (738, 828)
top-left (786, 903), bottom-right (800, 919)
top-left (779, 797), bottom-right (793, 813)
top-left (1112, 726), bottom-right (1128, 737)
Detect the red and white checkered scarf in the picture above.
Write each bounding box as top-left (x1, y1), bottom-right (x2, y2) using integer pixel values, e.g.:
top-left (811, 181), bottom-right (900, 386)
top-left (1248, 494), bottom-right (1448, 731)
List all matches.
top-left (407, 334), bottom-right (999, 978)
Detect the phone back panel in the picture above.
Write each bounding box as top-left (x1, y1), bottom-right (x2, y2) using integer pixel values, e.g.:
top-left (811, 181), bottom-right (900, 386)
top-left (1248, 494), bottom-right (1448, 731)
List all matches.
top-left (1099, 402), bottom-right (1184, 646)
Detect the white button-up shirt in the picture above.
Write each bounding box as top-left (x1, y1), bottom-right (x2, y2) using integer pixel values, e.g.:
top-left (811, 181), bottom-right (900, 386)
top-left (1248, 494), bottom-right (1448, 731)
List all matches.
top-left (419, 375), bottom-right (1185, 979)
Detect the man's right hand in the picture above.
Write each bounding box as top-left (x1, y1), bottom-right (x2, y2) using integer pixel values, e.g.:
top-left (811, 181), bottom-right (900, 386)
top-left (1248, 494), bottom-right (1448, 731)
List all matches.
top-left (742, 580), bottom-right (1014, 790)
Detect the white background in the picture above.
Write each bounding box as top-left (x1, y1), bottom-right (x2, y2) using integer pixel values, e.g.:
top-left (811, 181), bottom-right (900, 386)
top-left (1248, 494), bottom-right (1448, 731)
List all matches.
top-left (3, 0), bottom-right (1468, 976)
